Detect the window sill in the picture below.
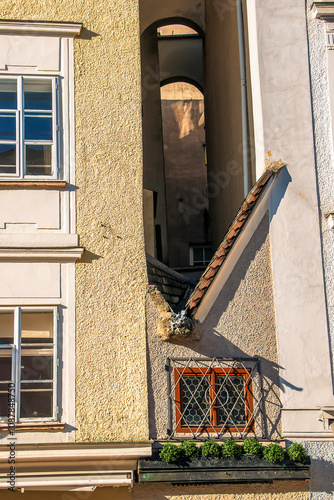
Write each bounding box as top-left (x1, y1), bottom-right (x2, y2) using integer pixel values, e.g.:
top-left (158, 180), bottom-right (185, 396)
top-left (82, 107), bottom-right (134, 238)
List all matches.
top-left (0, 181), bottom-right (67, 189)
top-left (0, 422), bottom-right (65, 431)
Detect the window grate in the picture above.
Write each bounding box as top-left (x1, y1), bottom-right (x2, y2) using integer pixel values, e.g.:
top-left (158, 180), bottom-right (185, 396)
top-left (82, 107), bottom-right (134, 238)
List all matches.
top-left (166, 357), bottom-right (265, 439)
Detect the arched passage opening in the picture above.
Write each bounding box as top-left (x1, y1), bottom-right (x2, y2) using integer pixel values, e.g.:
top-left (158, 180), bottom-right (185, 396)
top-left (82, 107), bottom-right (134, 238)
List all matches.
top-left (141, 19), bottom-right (206, 275)
top-left (141, 2), bottom-right (255, 275)
top-left (160, 81), bottom-right (211, 275)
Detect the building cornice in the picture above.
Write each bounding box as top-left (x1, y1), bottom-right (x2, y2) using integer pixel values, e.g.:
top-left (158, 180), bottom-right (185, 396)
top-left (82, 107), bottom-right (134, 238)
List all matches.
top-left (0, 20), bottom-right (82, 36)
top-left (312, 2), bottom-right (334, 20)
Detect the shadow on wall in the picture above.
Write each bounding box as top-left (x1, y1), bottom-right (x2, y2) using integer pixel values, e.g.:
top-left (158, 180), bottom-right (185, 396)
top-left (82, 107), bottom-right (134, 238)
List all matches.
top-left (79, 28), bottom-right (100, 40)
top-left (269, 166), bottom-right (292, 222)
top-left (309, 457), bottom-right (334, 495)
top-left (188, 336), bottom-right (300, 440)
top-left (145, 212), bottom-right (302, 441)
top-left (302, 441), bottom-right (334, 495)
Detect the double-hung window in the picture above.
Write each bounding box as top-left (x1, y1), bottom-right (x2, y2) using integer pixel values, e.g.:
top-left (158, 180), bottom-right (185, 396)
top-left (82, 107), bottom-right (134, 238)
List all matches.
top-left (0, 77), bottom-right (58, 178)
top-left (0, 308), bottom-right (57, 422)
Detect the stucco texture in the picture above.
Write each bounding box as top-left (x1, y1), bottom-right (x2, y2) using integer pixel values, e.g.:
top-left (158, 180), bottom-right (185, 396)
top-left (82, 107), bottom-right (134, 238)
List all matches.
top-left (0, 0), bottom-right (149, 441)
top-left (133, 482), bottom-right (308, 500)
top-left (146, 213), bottom-right (281, 440)
top-left (0, 487), bottom-right (131, 500)
top-left (299, 441), bottom-right (334, 500)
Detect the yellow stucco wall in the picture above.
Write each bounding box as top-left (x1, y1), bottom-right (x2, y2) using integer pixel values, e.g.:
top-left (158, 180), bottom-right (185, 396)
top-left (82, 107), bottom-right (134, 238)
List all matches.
top-left (0, 0), bottom-right (149, 441)
top-left (0, 484), bottom-right (309, 500)
top-left (0, 487), bottom-right (131, 500)
top-left (133, 482), bottom-right (309, 500)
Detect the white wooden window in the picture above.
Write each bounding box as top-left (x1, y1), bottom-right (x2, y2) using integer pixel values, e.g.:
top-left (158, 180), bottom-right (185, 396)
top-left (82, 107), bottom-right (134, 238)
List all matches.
top-left (0, 307), bottom-right (58, 422)
top-left (0, 76), bottom-right (58, 179)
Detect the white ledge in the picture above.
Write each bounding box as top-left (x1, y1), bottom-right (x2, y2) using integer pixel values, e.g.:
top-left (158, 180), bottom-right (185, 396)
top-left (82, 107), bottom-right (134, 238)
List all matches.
top-left (312, 2), bottom-right (334, 20)
top-left (0, 20), bottom-right (82, 37)
top-left (0, 472), bottom-right (133, 490)
top-left (284, 432), bottom-right (334, 441)
top-left (0, 444), bottom-right (152, 462)
top-left (0, 233), bottom-right (79, 248)
top-left (0, 247), bottom-right (83, 261)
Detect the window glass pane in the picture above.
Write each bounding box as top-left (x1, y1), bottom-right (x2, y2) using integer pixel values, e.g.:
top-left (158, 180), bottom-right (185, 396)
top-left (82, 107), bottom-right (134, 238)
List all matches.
top-left (181, 375), bottom-right (210, 426)
top-left (21, 353), bottom-right (53, 381)
top-left (20, 390), bottom-right (52, 418)
top-left (0, 312), bottom-right (14, 344)
top-left (0, 353), bottom-right (12, 381)
top-left (24, 79), bottom-right (52, 111)
top-left (20, 382), bottom-right (52, 391)
top-left (25, 115), bottom-right (52, 141)
top-left (0, 113), bottom-right (16, 141)
top-left (25, 145), bottom-right (52, 176)
top-left (21, 311), bottom-right (53, 342)
top-left (216, 375), bottom-right (246, 426)
top-left (0, 392), bottom-right (8, 418)
top-left (0, 144), bottom-right (16, 174)
top-left (0, 79), bottom-right (17, 110)
top-left (204, 247), bottom-right (212, 262)
top-left (193, 248), bottom-right (203, 263)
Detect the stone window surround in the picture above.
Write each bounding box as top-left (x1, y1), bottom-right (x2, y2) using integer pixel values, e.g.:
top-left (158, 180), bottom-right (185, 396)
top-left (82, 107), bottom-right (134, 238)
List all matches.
top-left (0, 21), bottom-right (83, 443)
top-left (313, 1), bottom-right (334, 19)
top-left (0, 306), bottom-right (58, 424)
top-left (0, 20), bottom-right (82, 187)
top-left (0, 75), bottom-right (59, 180)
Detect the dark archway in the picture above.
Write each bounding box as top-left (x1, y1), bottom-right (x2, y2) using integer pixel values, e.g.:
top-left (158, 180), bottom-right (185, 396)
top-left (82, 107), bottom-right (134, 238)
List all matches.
top-left (143, 17), bottom-right (205, 38)
top-left (141, 17), bottom-right (206, 269)
top-left (160, 81), bottom-right (210, 275)
top-left (161, 76), bottom-right (204, 95)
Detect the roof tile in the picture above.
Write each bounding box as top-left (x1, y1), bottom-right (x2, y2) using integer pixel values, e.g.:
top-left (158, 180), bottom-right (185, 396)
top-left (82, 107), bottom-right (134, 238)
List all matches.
top-left (185, 164), bottom-right (284, 315)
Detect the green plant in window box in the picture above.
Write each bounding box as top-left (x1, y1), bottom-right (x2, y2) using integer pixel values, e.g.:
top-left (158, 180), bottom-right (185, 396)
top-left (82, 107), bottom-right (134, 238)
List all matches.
top-left (286, 443), bottom-right (307, 463)
top-left (221, 438), bottom-right (243, 458)
top-left (242, 438), bottom-right (263, 456)
top-left (159, 443), bottom-right (181, 463)
top-left (263, 443), bottom-right (285, 463)
top-left (201, 439), bottom-right (221, 458)
top-left (179, 440), bottom-right (200, 458)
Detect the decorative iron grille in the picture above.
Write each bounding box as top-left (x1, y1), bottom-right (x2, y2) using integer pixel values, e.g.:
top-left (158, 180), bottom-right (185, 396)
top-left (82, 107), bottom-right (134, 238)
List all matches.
top-left (166, 357), bottom-right (265, 439)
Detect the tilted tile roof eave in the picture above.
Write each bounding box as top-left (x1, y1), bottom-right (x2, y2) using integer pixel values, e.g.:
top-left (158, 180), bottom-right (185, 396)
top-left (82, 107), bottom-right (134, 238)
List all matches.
top-left (185, 162), bottom-right (285, 317)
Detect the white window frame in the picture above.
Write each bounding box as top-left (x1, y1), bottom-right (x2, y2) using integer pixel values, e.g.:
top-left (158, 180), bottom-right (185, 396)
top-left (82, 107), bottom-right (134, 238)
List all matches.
top-left (0, 75), bottom-right (59, 180)
top-left (0, 306), bottom-right (58, 423)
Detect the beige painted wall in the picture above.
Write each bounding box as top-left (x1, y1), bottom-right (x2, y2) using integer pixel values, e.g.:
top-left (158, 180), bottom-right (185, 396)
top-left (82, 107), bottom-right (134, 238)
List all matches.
top-left (0, 0), bottom-right (149, 442)
top-left (146, 214), bottom-right (281, 440)
top-left (257, 0), bottom-right (334, 435)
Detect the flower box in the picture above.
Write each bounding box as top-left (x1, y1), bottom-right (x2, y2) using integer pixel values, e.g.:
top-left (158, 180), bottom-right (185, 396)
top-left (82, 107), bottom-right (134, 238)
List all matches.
top-left (137, 455), bottom-right (310, 484)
